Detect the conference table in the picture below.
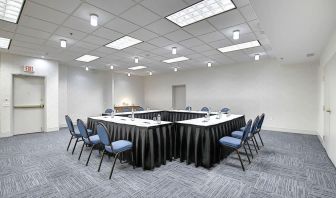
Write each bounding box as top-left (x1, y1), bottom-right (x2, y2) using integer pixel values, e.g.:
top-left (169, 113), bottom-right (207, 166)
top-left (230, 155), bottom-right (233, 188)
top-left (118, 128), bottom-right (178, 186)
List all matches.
top-left (113, 109), bottom-right (213, 122)
top-left (87, 115), bottom-right (173, 170)
top-left (175, 114), bottom-right (246, 168)
top-left (88, 110), bottom-right (245, 170)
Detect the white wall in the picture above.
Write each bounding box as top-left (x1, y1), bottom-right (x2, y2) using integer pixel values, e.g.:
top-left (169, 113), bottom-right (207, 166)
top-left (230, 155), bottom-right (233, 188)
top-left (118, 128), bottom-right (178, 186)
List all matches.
top-left (113, 73), bottom-right (145, 108)
top-left (58, 67), bottom-right (145, 127)
top-left (58, 65), bottom-right (112, 127)
top-left (0, 53), bottom-right (59, 137)
top-left (145, 59), bottom-right (319, 134)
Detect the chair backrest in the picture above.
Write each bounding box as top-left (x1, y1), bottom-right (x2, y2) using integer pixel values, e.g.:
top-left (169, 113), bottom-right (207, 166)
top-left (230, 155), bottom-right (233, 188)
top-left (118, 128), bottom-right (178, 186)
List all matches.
top-left (251, 116), bottom-right (260, 134)
top-left (221, 108), bottom-right (230, 113)
top-left (138, 107), bottom-right (144, 111)
top-left (185, 106), bottom-right (192, 111)
top-left (97, 122), bottom-right (111, 147)
top-left (65, 115), bottom-right (75, 135)
top-left (105, 108), bottom-right (113, 113)
top-left (257, 113), bottom-right (265, 130)
top-left (241, 119), bottom-right (252, 143)
top-left (201, 107), bottom-right (209, 112)
top-left (77, 119), bottom-right (89, 139)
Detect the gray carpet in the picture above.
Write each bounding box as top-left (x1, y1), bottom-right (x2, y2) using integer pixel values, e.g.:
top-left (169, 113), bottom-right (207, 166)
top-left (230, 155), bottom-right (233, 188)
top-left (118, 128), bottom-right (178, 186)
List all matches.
top-left (0, 129), bottom-right (335, 198)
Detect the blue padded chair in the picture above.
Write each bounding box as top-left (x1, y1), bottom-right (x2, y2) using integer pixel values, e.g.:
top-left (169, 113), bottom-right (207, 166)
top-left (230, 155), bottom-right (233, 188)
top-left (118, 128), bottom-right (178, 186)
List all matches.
top-left (185, 106), bottom-right (192, 111)
top-left (102, 108), bottom-right (114, 116)
top-left (65, 115), bottom-right (93, 154)
top-left (232, 116), bottom-right (260, 156)
top-left (239, 114), bottom-right (265, 147)
top-left (219, 119), bottom-right (252, 171)
top-left (105, 108), bottom-right (113, 114)
top-left (138, 107), bottom-right (144, 111)
top-left (221, 108), bottom-right (230, 114)
top-left (77, 119), bottom-right (101, 166)
top-left (96, 122), bottom-right (134, 179)
top-left (255, 113), bottom-right (265, 146)
top-left (123, 107), bottom-right (130, 112)
top-left (201, 107), bottom-right (209, 112)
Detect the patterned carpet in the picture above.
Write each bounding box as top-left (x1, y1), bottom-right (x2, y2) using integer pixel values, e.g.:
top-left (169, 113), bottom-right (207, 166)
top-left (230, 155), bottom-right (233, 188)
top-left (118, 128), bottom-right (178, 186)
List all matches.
top-left (0, 129), bottom-right (335, 198)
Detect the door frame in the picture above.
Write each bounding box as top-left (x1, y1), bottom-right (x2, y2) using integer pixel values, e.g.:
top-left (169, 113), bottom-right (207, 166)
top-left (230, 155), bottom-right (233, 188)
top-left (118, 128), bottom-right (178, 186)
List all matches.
top-left (172, 84), bottom-right (186, 110)
top-left (11, 74), bottom-right (46, 135)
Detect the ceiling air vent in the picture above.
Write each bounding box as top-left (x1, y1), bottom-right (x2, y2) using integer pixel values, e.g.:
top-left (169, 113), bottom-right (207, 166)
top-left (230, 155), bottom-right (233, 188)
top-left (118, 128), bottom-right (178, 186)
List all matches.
top-left (306, 53), bottom-right (315, 57)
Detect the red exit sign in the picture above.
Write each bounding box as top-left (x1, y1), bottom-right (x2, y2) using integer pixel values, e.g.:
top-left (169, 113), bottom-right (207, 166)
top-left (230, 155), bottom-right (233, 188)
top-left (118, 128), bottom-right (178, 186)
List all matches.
top-left (23, 66), bottom-right (34, 73)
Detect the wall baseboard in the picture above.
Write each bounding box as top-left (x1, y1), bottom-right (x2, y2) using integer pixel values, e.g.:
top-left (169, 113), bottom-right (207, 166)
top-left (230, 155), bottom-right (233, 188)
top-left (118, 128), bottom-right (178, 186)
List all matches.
top-left (45, 127), bottom-right (59, 132)
top-left (0, 132), bottom-right (12, 138)
top-left (317, 134), bottom-right (325, 147)
top-left (263, 126), bottom-right (317, 135)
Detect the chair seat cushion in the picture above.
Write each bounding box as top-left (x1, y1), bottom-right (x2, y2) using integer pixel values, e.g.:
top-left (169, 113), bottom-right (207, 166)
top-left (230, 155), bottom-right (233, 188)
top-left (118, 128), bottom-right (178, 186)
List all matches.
top-left (74, 127), bottom-right (93, 136)
top-left (84, 135), bottom-right (100, 144)
top-left (219, 136), bottom-right (241, 149)
top-left (105, 140), bottom-right (132, 153)
top-left (231, 131), bottom-right (243, 139)
top-left (240, 126), bottom-right (246, 131)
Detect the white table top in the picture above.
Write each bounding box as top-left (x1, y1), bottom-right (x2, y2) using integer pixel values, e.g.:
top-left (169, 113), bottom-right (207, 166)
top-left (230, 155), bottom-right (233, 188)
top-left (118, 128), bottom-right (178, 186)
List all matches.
top-left (114, 110), bottom-right (162, 116)
top-left (113, 109), bottom-right (218, 115)
top-left (176, 114), bottom-right (243, 127)
top-left (90, 115), bottom-right (172, 128)
top-left (167, 109), bottom-right (218, 114)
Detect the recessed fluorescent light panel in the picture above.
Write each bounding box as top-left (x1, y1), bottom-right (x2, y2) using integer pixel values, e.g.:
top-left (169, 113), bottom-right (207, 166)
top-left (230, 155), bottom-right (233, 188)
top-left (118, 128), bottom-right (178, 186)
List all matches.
top-left (75, 55), bottom-right (100, 62)
top-left (105, 36), bottom-right (142, 50)
top-left (163, 56), bottom-right (189, 63)
top-left (218, 40), bottom-right (261, 53)
top-left (0, 0), bottom-right (25, 23)
top-left (128, 66), bottom-right (147, 70)
top-left (0, 37), bottom-right (11, 49)
top-left (166, 0), bottom-right (236, 27)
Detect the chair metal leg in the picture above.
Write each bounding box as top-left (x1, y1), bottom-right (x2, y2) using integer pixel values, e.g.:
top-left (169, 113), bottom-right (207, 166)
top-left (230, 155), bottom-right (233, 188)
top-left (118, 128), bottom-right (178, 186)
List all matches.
top-left (67, 136), bottom-right (73, 151)
top-left (257, 132), bottom-right (264, 146)
top-left (72, 138), bottom-right (79, 155)
top-left (78, 142), bottom-right (85, 160)
top-left (251, 137), bottom-right (258, 153)
top-left (246, 141), bottom-right (253, 159)
top-left (243, 145), bottom-right (251, 164)
top-left (131, 150), bottom-right (135, 169)
top-left (236, 149), bottom-right (245, 171)
top-left (98, 151), bottom-right (105, 172)
top-left (86, 145), bottom-right (95, 166)
top-left (253, 135), bottom-right (260, 150)
top-left (109, 153), bottom-right (119, 179)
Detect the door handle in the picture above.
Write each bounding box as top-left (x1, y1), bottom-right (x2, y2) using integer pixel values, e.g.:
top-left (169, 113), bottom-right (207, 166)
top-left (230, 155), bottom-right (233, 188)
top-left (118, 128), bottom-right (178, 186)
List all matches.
top-left (14, 104), bottom-right (45, 108)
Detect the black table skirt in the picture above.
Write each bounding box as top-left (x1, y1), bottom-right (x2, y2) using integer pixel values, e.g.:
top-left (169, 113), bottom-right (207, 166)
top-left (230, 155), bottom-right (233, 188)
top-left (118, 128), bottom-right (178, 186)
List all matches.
top-left (175, 116), bottom-right (246, 168)
top-left (87, 118), bottom-right (173, 170)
